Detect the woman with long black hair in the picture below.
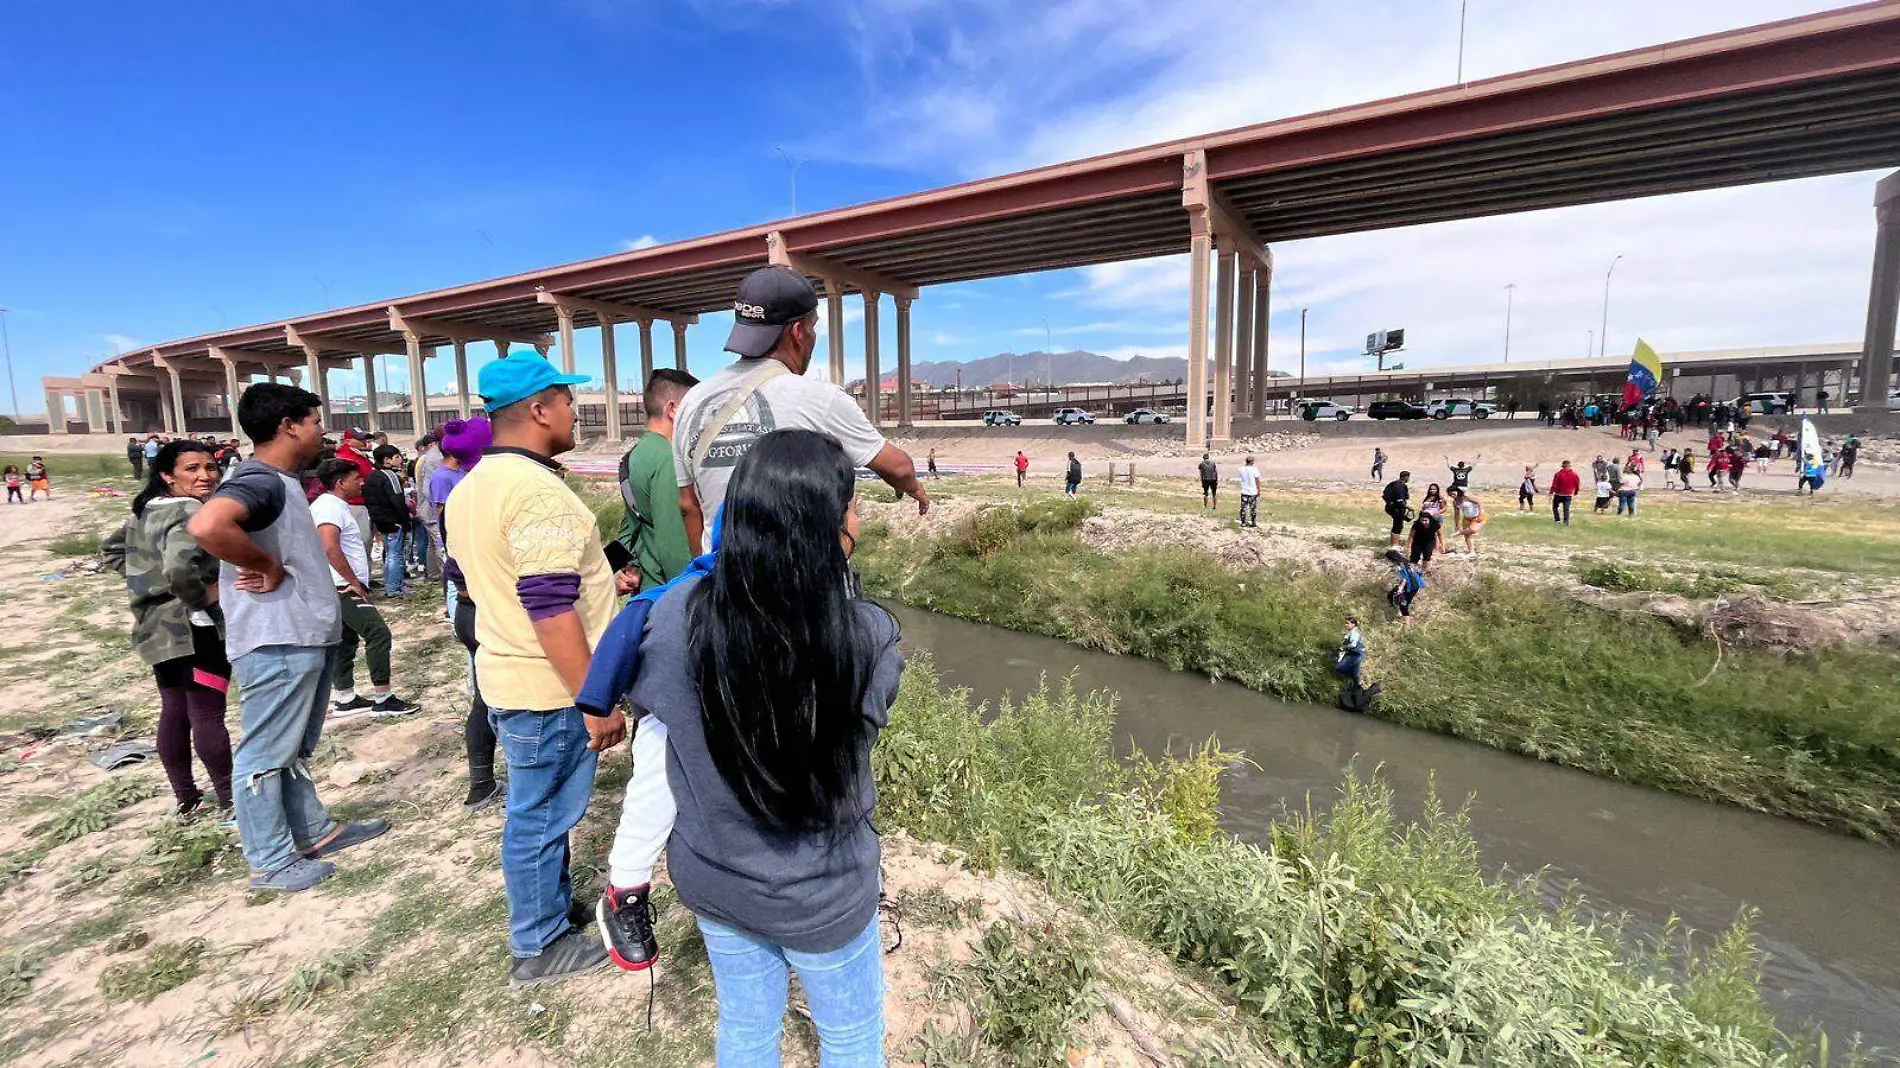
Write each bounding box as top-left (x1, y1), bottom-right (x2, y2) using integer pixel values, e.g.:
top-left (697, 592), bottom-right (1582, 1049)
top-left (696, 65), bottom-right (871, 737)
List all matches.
top-left (624, 428), bottom-right (901, 1066)
top-left (102, 440), bottom-right (235, 818)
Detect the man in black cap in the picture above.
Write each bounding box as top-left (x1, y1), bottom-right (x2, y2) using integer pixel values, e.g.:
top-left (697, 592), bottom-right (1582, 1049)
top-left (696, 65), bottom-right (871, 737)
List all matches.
top-left (671, 265), bottom-right (929, 550)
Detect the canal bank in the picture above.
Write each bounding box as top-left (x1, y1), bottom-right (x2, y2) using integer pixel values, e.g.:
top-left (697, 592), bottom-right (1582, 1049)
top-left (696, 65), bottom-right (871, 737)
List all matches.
top-left (887, 602), bottom-right (1900, 1050)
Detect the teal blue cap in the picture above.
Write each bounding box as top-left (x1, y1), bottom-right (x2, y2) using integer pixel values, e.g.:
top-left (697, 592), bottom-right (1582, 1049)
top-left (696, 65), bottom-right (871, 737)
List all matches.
top-left (478, 352), bottom-right (588, 413)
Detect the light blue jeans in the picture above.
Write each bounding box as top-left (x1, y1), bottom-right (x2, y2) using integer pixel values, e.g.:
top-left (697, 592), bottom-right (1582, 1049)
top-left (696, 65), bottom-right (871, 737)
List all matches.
top-left (491, 705), bottom-right (598, 957)
top-left (381, 529), bottom-right (406, 595)
top-left (697, 914), bottom-right (884, 1067)
top-left (231, 645), bottom-right (341, 875)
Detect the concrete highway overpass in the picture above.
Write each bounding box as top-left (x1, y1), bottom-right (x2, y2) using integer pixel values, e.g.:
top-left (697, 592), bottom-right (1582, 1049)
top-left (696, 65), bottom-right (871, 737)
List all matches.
top-left (41, 2), bottom-right (1900, 444)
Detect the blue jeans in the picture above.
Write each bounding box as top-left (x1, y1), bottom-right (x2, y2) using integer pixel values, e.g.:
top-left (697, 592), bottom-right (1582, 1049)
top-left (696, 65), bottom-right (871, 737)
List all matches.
top-left (231, 645), bottom-right (341, 875)
top-left (698, 914), bottom-right (884, 1067)
top-left (491, 705), bottom-right (598, 957)
top-left (1616, 490), bottom-right (1637, 516)
top-left (381, 528), bottom-right (406, 595)
top-left (408, 518), bottom-right (431, 570)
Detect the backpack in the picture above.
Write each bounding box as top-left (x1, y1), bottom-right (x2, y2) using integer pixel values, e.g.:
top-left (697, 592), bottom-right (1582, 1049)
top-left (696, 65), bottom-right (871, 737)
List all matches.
top-left (1399, 564), bottom-right (1426, 595)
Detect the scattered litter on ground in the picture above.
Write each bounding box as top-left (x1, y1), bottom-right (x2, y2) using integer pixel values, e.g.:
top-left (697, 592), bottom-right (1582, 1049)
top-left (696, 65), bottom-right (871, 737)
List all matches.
top-left (59, 711), bottom-right (123, 736)
top-left (90, 739), bottom-right (158, 770)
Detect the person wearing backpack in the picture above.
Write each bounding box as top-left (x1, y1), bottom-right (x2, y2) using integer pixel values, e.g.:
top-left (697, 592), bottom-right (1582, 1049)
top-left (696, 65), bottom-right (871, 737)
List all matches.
top-left (617, 369), bottom-right (699, 594)
top-left (1064, 452), bottom-right (1083, 499)
top-left (1384, 548), bottom-right (1425, 619)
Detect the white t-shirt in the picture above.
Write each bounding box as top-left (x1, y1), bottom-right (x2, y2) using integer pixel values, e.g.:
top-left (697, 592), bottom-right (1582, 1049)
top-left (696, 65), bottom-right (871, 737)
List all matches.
top-left (1237, 465), bottom-right (1261, 495)
top-left (1595, 478), bottom-right (1613, 498)
top-left (673, 358), bottom-right (886, 547)
top-left (310, 492), bottom-right (369, 588)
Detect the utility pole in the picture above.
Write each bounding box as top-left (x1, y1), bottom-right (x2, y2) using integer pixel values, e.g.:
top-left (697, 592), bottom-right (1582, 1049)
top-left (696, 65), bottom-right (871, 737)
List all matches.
top-left (1299, 307), bottom-right (1308, 397)
top-left (0, 308), bottom-right (16, 422)
top-left (1503, 282), bottom-right (1516, 363)
top-left (1457, 0), bottom-right (1469, 83)
top-left (1600, 253), bottom-right (1622, 357)
top-left (774, 146), bottom-right (806, 216)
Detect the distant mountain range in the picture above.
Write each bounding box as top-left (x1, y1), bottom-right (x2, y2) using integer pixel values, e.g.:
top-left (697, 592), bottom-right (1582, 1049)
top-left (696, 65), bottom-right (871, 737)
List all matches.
top-left (904, 349), bottom-right (1289, 388)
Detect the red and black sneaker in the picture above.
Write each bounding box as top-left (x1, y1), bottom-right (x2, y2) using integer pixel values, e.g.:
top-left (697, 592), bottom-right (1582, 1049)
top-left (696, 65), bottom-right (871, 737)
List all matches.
top-left (596, 884), bottom-right (658, 972)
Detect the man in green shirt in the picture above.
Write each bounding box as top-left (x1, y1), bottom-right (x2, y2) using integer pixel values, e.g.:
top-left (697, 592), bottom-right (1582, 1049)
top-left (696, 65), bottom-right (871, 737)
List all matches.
top-left (617, 369), bottom-right (699, 591)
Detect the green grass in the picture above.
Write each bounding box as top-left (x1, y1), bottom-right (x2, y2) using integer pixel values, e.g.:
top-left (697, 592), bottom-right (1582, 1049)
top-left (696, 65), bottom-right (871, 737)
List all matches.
top-left (859, 501), bottom-right (1900, 842)
top-left (877, 660), bottom-right (1859, 1068)
top-left (44, 530), bottom-right (102, 557)
top-left (0, 452), bottom-right (133, 480)
top-left (957, 475), bottom-right (1900, 582)
top-left (97, 937), bottom-right (207, 1003)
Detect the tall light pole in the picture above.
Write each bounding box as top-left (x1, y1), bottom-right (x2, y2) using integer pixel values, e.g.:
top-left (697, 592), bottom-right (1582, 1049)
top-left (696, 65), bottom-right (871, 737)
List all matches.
top-left (774, 146), bottom-right (806, 216)
top-left (1298, 307), bottom-right (1308, 397)
top-left (1041, 318), bottom-right (1054, 393)
top-left (0, 308), bottom-right (16, 422)
top-left (1456, 0), bottom-right (1469, 83)
top-left (1503, 282), bottom-right (1516, 363)
top-left (1599, 253), bottom-right (1622, 357)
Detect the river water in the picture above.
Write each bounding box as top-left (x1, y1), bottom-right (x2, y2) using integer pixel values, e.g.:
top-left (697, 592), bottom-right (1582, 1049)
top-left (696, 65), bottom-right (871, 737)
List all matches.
top-left (887, 603), bottom-right (1900, 1051)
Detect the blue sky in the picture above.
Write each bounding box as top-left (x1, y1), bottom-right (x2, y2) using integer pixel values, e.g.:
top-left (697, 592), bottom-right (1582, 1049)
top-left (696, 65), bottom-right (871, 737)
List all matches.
top-left (0, 0), bottom-right (1888, 414)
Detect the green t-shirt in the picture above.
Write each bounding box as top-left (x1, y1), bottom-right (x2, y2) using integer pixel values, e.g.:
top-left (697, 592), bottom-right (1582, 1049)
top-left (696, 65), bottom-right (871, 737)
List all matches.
top-left (617, 432), bottom-right (694, 592)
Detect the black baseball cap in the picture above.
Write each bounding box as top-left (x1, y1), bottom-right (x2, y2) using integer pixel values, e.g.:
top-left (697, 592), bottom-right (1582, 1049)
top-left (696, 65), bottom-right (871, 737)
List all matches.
top-left (725, 266), bottom-right (819, 359)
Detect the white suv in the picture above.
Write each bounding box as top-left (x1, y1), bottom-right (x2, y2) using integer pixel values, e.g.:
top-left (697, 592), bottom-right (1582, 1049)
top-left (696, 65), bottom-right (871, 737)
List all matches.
top-left (1427, 399), bottom-right (1497, 420)
top-left (1053, 407), bottom-right (1097, 425)
top-left (1298, 399), bottom-right (1355, 421)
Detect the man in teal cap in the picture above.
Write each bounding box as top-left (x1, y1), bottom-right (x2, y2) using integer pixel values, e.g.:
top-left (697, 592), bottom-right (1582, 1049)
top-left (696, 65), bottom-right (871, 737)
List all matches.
top-left (445, 350), bottom-right (632, 985)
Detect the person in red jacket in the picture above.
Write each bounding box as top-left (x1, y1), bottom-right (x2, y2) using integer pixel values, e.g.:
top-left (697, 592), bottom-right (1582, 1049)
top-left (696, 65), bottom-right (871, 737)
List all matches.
top-left (1014, 450), bottom-right (1029, 488)
top-left (1549, 459), bottom-right (1581, 526)
top-left (335, 428), bottom-right (376, 554)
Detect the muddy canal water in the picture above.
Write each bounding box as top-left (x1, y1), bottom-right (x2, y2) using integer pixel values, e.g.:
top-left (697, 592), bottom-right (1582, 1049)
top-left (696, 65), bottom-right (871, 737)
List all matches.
top-left (888, 604), bottom-right (1900, 1049)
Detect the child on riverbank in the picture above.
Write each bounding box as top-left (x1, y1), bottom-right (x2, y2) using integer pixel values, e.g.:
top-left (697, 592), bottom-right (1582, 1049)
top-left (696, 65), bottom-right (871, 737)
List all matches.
top-left (4, 465), bottom-right (23, 504)
top-left (26, 457), bottom-right (50, 501)
top-left (1516, 465), bottom-right (1538, 514)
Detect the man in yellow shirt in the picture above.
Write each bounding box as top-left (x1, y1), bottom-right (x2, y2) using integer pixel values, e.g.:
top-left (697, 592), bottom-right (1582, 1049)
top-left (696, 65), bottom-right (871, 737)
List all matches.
top-left (446, 351), bottom-right (629, 986)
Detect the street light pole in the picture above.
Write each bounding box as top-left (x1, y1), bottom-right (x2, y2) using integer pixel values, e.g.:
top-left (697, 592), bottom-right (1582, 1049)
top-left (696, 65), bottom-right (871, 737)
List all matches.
top-left (1456, 0), bottom-right (1469, 83)
top-left (1599, 253), bottom-right (1622, 357)
top-left (774, 146), bottom-right (806, 216)
top-left (1503, 282), bottom-right (1516, 363)
top-left (1298, 307), bottom-right (1308, 397)
top-left (0, 308), bottom-right (16, 422)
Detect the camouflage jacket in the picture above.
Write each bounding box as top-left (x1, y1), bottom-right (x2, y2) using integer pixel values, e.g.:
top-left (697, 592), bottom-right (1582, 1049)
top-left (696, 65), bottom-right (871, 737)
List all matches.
top-left (100, 496), bottom-right (223, 667)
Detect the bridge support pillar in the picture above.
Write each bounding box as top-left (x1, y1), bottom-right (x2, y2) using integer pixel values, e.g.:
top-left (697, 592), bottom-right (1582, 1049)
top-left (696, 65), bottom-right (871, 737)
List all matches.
top-left (1858, 171), bottom-right (1900, 410)
top-left (672, 319), bottom-right (689, 372)
top-left (600, 314), bottom-right (622, 441)
top-left (637, 320), bottom-right (655, 388)
top-left (1253, 262), bottom-right (1272, 416)
top-left (362, 355), bottom-right (381, 435)
top-left (452, 340), bottom-right (471, 419)
top-left (1184, 229), bottom-right (1212, 449)
top-left (403, 332), bottom-right (431, 442)
top-left (862, 291), bottom-right (882, 425)
top-left (895, 295), bottom-right (914, 428)
top-left (1212, 249), bottom-right (1235, 443)
top-left (824, 281), bottom-right (846, 386)
top-left (1235, 263), bottom-right (1255, 419)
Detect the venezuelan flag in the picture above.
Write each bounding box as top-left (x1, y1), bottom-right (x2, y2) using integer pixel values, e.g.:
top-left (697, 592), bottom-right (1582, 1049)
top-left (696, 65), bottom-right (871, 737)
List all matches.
top-left (1621, 338), bottom-right (1662, 408)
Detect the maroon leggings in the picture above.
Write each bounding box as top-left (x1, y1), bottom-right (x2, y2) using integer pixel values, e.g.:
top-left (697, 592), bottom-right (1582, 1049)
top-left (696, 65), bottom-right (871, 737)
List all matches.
top-left (156, 686), bottom-right (234, 812)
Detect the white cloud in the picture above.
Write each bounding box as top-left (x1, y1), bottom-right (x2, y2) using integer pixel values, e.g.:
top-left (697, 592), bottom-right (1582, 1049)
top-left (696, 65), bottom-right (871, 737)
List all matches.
top-left (102, 333), bottom-right (140, 353)
top-left (806, 0), bottom-right (1881, 377)
top-left (620, 235), bottom-right (659, 251)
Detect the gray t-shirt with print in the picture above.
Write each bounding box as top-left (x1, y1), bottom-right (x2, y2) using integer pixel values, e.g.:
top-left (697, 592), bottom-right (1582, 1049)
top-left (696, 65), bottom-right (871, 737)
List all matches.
top-left (209, 459), bottom-right (342, 661)
top-left (672, 359), bottom-right (885, 547)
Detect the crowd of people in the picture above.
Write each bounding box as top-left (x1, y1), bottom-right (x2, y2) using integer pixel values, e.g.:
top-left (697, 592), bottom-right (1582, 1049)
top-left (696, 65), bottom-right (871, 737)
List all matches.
top-left (96, 265), bottom-right (930, 1063)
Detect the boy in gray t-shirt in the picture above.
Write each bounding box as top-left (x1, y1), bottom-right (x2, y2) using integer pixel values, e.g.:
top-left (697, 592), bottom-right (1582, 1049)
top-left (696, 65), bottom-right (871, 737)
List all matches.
top-left (189, 384), bottom-right (385, 893)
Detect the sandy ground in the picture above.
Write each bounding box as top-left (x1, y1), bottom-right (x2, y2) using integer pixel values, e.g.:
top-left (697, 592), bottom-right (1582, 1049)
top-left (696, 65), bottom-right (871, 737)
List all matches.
top-left (0, 490), bottom-right (1271, 1067)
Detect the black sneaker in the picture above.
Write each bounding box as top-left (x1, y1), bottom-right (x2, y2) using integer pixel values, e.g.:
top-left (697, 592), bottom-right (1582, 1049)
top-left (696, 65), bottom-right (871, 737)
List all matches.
top-left (332, 695), bottom-right (375, 717)
top-left (597, 884), bottom-right (659, 972)
top-left (462, 780), bottom-right (504, 811)
top-left (370, 694), bottom-right (420, 717)
top-left (508, 927), bottom-right (609, 987)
